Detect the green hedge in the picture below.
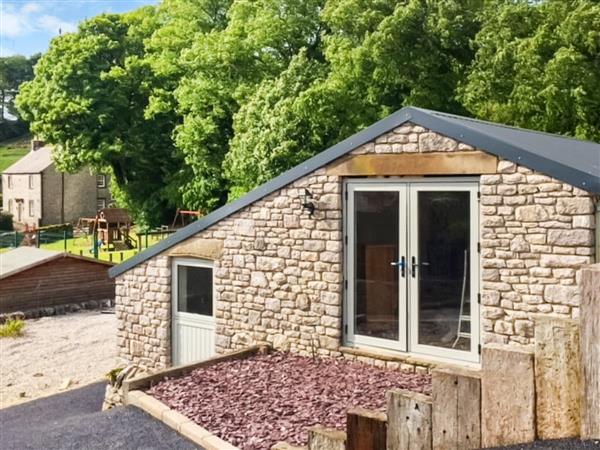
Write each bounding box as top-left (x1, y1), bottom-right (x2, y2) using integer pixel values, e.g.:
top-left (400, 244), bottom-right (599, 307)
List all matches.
top-left (0, 212), bottom-right (13, 231)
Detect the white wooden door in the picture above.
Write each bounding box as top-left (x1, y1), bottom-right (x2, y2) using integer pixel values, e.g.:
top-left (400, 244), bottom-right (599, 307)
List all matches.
top-left (172, 258), bottom-right (216, 366)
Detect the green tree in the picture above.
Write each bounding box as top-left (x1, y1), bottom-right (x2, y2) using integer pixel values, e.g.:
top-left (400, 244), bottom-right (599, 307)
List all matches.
top-left (460, 0), bottom-right (600, 140)
top-left (224, 0), bottom-right (483, 197)
top-left (172, 0), bottom-right (326, 210)
top-left (0, 54), bottom-right (39, 122)
top-left (16, 9), bottom-right (181, 227)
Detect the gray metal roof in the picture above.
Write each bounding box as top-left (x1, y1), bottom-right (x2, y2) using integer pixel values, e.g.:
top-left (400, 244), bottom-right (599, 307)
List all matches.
top-left (109, 106), bottom-right (600, 278)
top-left (1, 247), bottom-right (61, 279)
top-left (2, 147), bottom-right (53, 174)
top-left (0, 246), bottom-right (113, 280)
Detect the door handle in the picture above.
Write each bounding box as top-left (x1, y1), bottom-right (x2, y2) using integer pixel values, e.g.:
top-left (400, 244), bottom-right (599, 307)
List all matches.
top-left (390, 256), bottom-right (406, 277)
top-left (411, 257), bottom-right (430, 277)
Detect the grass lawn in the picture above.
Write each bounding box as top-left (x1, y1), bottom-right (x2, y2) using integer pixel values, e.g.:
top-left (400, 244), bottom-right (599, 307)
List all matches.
top-left (39, 230), bottom-right (165, 263)
top-left (0, 134), bottom-right (30, 172)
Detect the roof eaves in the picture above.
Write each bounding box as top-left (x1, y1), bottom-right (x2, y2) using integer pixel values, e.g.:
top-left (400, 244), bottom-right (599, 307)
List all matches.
top-left (407, 108), bottom-right (600, 193)
top-left (0, 252), bottom-right (62, 280)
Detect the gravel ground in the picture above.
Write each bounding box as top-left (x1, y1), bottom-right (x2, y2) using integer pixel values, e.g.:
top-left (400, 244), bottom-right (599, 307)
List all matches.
top-left (491, 439), bottom-right (600, 449)
top-left (0, 382), bottom-right (200, 450)
top-left (0, 311), bottom-right (118, 408)
top-left (148, 352), bottom-right (431, 450)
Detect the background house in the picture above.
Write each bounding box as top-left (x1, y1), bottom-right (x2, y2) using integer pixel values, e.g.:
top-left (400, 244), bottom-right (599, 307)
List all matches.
top-left (1, 140), bottom-right (112, 228)
top-left (0, 247), bottom-right (114, 314)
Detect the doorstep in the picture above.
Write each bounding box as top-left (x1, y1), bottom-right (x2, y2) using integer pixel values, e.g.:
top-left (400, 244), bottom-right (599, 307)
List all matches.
top-left (127, 390), bottom-right (239, 450)
top-left (339, 345), bottom-right (481, 375)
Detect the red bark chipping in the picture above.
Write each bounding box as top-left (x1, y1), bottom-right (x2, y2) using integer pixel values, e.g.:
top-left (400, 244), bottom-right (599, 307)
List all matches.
top-left (147, 353), bottom-right (431, 450)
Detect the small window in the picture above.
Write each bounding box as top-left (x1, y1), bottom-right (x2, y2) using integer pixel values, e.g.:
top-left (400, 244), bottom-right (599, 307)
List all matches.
top-left (97, 198), bottom-right (106, 211)
top-left (96, 175), bottom-right (106, 188)
top-left (7, 199), bottom-right (13, 212)
top-left (28, 175), bottom-right (34, 189)
top-left (7, 176), bottom-right (12, 189)
top-left (177, 265), bottom-right (213, 316)
top-left (28, 200), bottom-right (34, 217)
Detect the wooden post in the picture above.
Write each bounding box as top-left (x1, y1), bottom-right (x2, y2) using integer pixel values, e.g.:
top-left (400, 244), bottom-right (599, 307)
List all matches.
top-left (580, 264), bottom-right (600, 439)
top-left (432, 368), bottom-right (481, 450)
top-left (387, 389), bottom-right (432, 450)
top-left (307, 425), bottom-right (346, 450)
top-left (481, 344), bottom-right (535, 447)
top-left (347, 408), bottom-right (387, 450)
top-left (534, 316), bottom-right (581, 439)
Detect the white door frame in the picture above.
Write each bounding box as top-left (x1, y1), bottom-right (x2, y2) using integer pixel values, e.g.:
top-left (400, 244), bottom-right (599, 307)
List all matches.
top-left (344, 177), bottom-right (480, 364)
top-left (345, 183), bottom-right (408, 352)
top-left (171, 257), bottom-right (216, 366)
top-left (407, 181), bottom-right (480, 363)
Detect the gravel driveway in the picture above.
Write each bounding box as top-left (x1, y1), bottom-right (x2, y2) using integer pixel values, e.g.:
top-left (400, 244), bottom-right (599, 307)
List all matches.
top-left (0, 382), bottom-right (200, 450)
top-left (0, 311), bottom-right (118, 408)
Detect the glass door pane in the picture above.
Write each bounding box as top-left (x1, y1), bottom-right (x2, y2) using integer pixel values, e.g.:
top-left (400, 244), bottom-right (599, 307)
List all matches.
top-left (410, 188), bottom-right (475, 358)
top-left (353, 190), bottom-right (400, 341)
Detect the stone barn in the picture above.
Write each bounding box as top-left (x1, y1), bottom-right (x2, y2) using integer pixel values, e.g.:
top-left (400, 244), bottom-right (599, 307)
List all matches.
top-left (109, 107), bottom-right (599, 372)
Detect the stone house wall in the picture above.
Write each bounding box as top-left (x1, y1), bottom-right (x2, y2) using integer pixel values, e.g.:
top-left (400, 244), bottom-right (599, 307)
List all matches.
top-left (1, 173), bottom-right (42, 226)
top-left (115, 123), bottom-right (597, 371)
top-left (42, 165), bottom-right (112, 225)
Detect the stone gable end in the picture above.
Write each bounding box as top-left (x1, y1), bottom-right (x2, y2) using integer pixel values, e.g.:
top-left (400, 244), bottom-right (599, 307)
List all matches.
top-left (115, 123), bottom-right (597, 370)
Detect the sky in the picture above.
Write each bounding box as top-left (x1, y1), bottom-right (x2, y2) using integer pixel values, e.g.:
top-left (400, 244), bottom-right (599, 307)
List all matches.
top-left (0, 0), bottom-right (157, 57)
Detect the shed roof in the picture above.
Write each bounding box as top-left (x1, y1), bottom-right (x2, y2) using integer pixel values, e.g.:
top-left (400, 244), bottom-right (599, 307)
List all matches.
top-left (99, 208), bottom-right (132, 224)
top-left (3, 147), bottom-right (53, 174)
top-left (109, 106), bottom-right (600, 278)
top-left (1, 246), bottom-right (113, 280)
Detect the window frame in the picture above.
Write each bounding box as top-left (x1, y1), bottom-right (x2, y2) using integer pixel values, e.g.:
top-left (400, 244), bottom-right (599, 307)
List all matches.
top-left (97, 198), bottom-right (107, 211)
top-left (171, 258), bottom-right (215, 319)
top-left (28, 175), bottom-right (34, 190)
top-left (96, 174), bottom-right (106, 189)
top-left (7, 175), bottom-right (12, 189)
top-left (28, 199), bottom-right (35, 217)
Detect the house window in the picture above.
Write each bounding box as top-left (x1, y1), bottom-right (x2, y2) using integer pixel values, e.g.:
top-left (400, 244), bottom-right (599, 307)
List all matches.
top-left (7, 199), bottom-right (13, 212)
top-left (7, 176), bottom-right (12, 189)
top-left (28, 200), bottom-right (34, 217)
top-left (97, 198), bottom-right (106, 211)
top-left (176, 264), bottom-right (213, 316)
top-left (29, 175), bottom-right (34, 189)
top-left (96, 175), bottom-right (106, 188)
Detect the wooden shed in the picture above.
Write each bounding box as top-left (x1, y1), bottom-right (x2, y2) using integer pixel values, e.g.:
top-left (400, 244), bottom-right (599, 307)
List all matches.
top-left (0, 247), bottom-right (115, 313)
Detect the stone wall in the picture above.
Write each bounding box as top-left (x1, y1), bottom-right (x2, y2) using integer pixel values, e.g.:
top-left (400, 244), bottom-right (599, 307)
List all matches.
top-left (480, 167), bottom-right (596, 345)
top-left (2, 173), bottom-right (42, 227)
top-left (115, 256), bottom-right (171, 369)
top-left (115, 123), bottom-right (597, 370)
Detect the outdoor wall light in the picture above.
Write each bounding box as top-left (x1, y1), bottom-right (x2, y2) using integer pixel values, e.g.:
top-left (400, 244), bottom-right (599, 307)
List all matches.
top-left (301, 189), bottom-right (316, 216)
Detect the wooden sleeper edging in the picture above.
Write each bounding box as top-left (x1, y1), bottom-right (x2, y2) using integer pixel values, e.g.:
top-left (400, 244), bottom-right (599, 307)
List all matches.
top-left (122, 345), bottom-right (267, 403)
top-left (128, 389), bottom-right (240, 450)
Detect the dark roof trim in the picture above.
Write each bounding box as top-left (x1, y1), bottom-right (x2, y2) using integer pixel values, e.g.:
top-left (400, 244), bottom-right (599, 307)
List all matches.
top-left (109, 106), bottom-right (600, 278)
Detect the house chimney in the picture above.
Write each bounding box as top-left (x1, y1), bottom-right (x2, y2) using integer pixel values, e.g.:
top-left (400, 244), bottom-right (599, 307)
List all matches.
top-left (31, 139), bottom-right (45, 152)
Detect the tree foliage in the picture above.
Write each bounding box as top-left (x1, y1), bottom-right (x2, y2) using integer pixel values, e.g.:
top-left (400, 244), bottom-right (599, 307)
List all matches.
top-left (17, 8), bottom-right (181, 226)
top-left (15, 0), bottom-right (600, 225)
top-left (460, 0), bottom-right (600, 140)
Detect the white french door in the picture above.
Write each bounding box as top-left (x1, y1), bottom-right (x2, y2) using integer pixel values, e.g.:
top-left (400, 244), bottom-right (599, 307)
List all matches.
top-left (345, 179), bottom-right (480, 363)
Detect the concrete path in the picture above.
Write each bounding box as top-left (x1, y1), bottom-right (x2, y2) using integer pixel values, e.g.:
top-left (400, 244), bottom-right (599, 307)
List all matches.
top-left (0, 382), bottom-right (199, 450)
